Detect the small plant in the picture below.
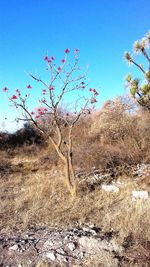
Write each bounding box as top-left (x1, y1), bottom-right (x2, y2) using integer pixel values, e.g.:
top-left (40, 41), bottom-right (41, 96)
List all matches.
top-left (124, 30), bottom-right (150, 111)
top-left (3, 48), bottom-right (99, 196)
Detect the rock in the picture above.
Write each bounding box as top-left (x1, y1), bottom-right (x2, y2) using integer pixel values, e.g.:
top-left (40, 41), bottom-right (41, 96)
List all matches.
top-left (45, 251), bottom-right (56, 261)
top-left (101, 184), bottom-right (119, 193)
top-left (67, 242), bottom-right (76, 251)
top-left (44, 239), bottom-right (53, 247)
top-left (79, 236), bottom-right (100, 254)
top-left (79, 236), bottom-right (123, 255)
top-left (132, 190), bottom-right (149, 201)
top-left (9, 244), bottom-right (18, 251)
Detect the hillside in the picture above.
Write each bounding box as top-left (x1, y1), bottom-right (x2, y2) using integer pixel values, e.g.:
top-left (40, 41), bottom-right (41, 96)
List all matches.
top-left (1, 97), bottom-right (150, 266)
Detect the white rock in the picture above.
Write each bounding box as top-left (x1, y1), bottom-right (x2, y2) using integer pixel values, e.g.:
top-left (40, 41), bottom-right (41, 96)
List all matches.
top-left (9, 244), bottom-right (18, 251)
top-left (101, 184), bottom-right (119, 193)
top-left (79, 236), bottom-right (123, 254)
top-left (68, 242), bottom-right (76, 251)
top-left (132, 190), bottom-right (149, 201)
top-left (45, 251), bottom-right (56, 261)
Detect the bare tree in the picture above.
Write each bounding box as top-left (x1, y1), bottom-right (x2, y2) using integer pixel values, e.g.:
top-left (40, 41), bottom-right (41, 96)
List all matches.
top-left (3, 48), bottom-right (99, 196)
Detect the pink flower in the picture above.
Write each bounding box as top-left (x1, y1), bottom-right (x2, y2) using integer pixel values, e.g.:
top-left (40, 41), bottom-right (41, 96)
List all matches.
top-left (48, 59), bottom-right (52, 63)
top-left (93, 89), bottom-right (99, 96)
top-left (89, 88), bottom-right (93, 92)
top-left (3, 87), bottom-right (8, 92)
top-left (65, 48), bottom-right (70, 54)
top-left (50, 56), bottom-right (55, 61)
top-left (90, 98), bottom-right (97, 104)
top-left (49, 86), bottom-right (54, 90)
top-left (57, 67), bottom-right (61, 72)
top-left (39, 111), bottom-right (44, 116)
top-left (15, 89), bottom-right (20, 93)
top-left (44, 108), bottom-right (47, 112)
top-left (35, 115), bottom-right (39, 119)
top-left (27, 84), bottom-right (32, 89)
top-left (94, 91), bottom-right (99, 96)
top-left (31, 111), bottom-right (35, 115)
top-left (61, 59), bottom-right (66, 63)
top-left (44, 56), bottom-right (49, 61)
top-left (81, 82), bottom-right (85, 85)
top-left (42, 99), bottom-right (47, 103)
top-left (11, 95), bottom-right (17, 100)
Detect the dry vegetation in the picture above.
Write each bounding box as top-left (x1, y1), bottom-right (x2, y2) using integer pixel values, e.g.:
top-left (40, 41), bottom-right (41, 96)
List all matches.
top-left (1, 96), bottom-right (150, 266)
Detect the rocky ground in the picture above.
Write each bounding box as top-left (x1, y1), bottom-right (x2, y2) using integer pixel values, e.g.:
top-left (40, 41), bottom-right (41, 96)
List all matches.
top-left (1, 160), bottom-right (150, 267)
top-left (0, 224), bottom-right (125, 267)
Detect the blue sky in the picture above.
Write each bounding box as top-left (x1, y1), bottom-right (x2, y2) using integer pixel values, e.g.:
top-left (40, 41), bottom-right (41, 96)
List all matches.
top-left (0, 0), bottom-right (150, 132)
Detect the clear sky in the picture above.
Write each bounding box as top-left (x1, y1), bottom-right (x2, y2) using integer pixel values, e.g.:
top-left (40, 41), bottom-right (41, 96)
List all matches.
top-left (0, 0), bottom-right (150, 132)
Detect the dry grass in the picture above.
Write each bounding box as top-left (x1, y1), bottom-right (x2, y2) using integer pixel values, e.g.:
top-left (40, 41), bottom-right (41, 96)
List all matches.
top-left (1, 158), bottom-right (150, 266)
top-left (1, 156), bottom-right (150, 237)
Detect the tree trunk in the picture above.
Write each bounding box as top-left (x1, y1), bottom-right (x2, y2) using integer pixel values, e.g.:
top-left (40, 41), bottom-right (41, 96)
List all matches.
top-left (64, 156), bottom-right (76, 197)
top-left (48, 135), bottom-right (76, 197)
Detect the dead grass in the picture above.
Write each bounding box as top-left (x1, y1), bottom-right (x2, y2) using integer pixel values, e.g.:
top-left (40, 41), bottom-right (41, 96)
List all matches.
top-left (1, 157), bottom-right (150, 238)
top-left (1, 160), bottom-right (150, 266)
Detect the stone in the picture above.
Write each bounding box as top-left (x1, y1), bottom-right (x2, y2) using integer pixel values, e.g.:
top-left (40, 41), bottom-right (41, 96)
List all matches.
top-left (45, 251), bottom-right (56, 261)
top-left (101, 184), bottom-right (119, 193)
top-left (9, 244), bottom-right (18, 251)
top-left (68, 242), bottom-right (76, 251)
top-left (132, 190), bottom-right (149, 201)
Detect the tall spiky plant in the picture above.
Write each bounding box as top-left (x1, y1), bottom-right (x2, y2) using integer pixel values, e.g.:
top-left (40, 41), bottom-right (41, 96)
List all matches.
top-left (124, 30), bottom-right (150, 111)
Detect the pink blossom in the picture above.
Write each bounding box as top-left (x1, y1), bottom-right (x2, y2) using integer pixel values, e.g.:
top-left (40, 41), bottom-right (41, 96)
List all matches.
top-left (15, 89), bottom-right (20, 93)
top-left (90, 97), bottom-right (97, 104)
top-left (50, 56), bottom-right (55, 61)
top-left (65, 48), bottom-right (70, 54)
top-left (35, 115), bottom-right (39, 119)
top-left (42, 89), bottom-right (46, 95)
top-left (27, 84), bottom-right (32, 89)
top-left (89, 88), bottom-right (93, 92)
top-left (39, 111), bottom-right (45, 116)
top-left (31, 111), bottom-right (35, 115)
top-left (48, 59), bottom-right (52, 63)
top-left (3, 87), bottom-right (8, 92)
top-left (81, 82), bottom-right (85, 85)
top-left (61, 59), bottom-right (66, 63)
top-left (11, 95), bottom-right (17, 100)
top-left (49, 86), bottom-right (54, 90)
top-left (44, 56), bottom-right (49, 61)
top-left (93, 89), bottom-right (99, 96)
top-left (44, 108), bottom-right (47, 112)
top-left (94, 91), bottom-right (99, 96)
top-left (57, 67), bottom-right (61, 72)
